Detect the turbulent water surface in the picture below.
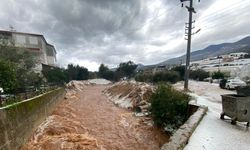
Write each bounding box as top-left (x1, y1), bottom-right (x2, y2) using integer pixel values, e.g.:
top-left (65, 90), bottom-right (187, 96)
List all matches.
top-left (22, 85), bottom-right (168, 150)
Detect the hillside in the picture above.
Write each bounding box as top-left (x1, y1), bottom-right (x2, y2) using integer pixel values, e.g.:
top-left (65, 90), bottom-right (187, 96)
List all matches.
top-left (158, 36), bottom-right (250, 65)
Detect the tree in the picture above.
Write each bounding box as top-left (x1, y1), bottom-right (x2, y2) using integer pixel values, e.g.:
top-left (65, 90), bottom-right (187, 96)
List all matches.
top-left (0, 60), bottom-right (17, 93)
top-left (171, 65), bottom-right (185, 80)
top-left (245, 53), bottom-right (250, 58)
top-left (135, 73), bottom-right (152, 82)
top-left (189, 69), bottom-right (210, 81)
top-left (0, 44), bottom-right (38, 69)
top-left (76, 66), bottom-right (89, 80)
top-left (163, 71), bottom-right (181, 83)
top-left (67, 64), bottom-right (78, 81)
top-left (212, 71), bottom-right (225, 79)
top-left (97, 64), bottom-right (116, 81)
top-left (114, 70), bottom-right (125, 81)
top-left (66, 64), bottom-right (89, 81)
top-left (116, 61), bottom-right (137, 78)
top-left (42, 67), bottom-right (68, 84)
top-left (0, 42), bottom-right (41, 90)
top-left (152, 72), bottom-right (165, 83)
top-left (152, 71), bottom-right (180, 83)
top-left (88, 72), bottom-right (98, 79)
top-left (103, 70), bottom-right (114, 81)
top-left (98, 64), bottom-right (109, 77)
top-left (25, 72), bottom-right (43, 88)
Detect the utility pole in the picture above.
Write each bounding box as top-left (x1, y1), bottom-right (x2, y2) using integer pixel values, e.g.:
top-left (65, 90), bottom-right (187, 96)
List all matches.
top-left (180, 0), bottom-right (200, 91)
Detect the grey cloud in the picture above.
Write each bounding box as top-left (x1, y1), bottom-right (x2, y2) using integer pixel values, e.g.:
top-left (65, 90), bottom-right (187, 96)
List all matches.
top-left (0, 0), bottom-right (249, 71)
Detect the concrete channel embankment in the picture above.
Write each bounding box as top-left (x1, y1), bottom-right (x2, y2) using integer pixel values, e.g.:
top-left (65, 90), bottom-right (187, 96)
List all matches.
top-left (0, 88), bottom-right (65, 150)
top-left (161, 105), bottom-right (208, 150)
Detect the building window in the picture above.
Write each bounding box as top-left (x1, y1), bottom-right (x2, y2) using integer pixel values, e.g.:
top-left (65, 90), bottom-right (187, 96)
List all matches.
top-left (29, 36), bottom-right (38, 45)
top-left (16, 35), bottom-right (26, 44)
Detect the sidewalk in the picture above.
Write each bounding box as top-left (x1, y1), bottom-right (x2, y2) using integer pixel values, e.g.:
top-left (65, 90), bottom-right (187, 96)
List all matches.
top-left (175, 81), bottom-right (250, 150)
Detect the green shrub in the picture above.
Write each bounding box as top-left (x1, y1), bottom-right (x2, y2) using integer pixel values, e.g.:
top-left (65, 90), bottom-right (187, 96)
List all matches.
top-left (135, 73), bottom-right (154, 82)
top-left (171, 65), bottom-right (185, 80)
top-left (135, 73), bottom-right (146, 82)
top-left (135, 70), bottom-right (181, 84)
top-left (163, 71), bottom-right (180, 83)
top-left (152, 71), bottom-right (180, 83)
top-left (212, 71), bottom-right (225, 79)
top-left (0, 60), bottom-right (17, 93)
top-left (150, 84), bottom-right (190, 129)
top-left (42, 67), bottom-right (68, 84)
top-left (152, 72), bottom-right (165, 83)
top-left (190, 69), bottom-right (209, 81)
top-left (245, 53), bottom-right (250, 58)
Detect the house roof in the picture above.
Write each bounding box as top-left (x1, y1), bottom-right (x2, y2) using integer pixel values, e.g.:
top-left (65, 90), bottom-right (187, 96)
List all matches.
top-left (0, 30), bottom-right (56, 53)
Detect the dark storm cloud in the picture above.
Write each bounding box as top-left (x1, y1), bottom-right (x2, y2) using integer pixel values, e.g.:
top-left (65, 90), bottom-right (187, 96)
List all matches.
top-left (45, 0), bottom-right (143, 42)
top-left (0, 0), bottom-right (249, 71)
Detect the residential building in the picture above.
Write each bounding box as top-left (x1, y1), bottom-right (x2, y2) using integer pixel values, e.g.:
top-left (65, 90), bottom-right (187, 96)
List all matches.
top-left (229, 52), bottom-right (248, 59)
top-left (143, 68), bottom-right (153, 75)
top-left (0, 30), bottom-right (57, 72)
top-left (190, 54), bottom-right (250, 79)
top-left (152, 65), bottom-right (166, 74)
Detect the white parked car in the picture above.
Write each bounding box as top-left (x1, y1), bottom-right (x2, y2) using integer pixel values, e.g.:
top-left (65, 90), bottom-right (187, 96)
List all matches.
top-left (225, 79), bottom-right (247, 89)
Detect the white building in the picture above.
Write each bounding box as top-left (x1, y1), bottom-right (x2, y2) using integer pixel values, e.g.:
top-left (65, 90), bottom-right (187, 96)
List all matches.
top-left (190, 55), bottom-right (250, 78)
top-left (232, 63), bottom-right (250, 80)
top-left (0, 30), bottom-right (57, 72)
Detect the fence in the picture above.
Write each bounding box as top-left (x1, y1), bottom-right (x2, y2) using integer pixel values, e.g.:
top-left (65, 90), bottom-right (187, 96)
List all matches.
top-left (0, 88), bottom-right (65, 150)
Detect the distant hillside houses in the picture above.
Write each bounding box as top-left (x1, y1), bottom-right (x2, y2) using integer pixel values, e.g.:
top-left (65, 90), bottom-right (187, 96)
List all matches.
top-left (227, 52), bottom-right (248, 58)
top-left (190, 52), bottom-right (250, 78)
top-left (0, 30), bottom-right (57, 72)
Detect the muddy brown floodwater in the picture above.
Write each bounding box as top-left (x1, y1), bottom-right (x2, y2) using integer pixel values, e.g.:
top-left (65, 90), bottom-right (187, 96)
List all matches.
top-left (22, 85), bottom-right (169, 150)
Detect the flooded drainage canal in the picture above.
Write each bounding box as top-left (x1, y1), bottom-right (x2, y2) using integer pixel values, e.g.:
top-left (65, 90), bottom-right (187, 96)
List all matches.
top-left (22, 84), bottom-right (169, 150)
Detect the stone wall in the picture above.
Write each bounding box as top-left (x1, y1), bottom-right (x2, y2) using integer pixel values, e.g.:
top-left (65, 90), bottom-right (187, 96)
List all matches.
top-left (0, 88), bottom-right (65, 150)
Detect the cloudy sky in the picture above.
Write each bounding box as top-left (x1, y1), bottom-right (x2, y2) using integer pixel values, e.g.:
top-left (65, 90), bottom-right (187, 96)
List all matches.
top-left (0, 0), bottom-right (250, 71)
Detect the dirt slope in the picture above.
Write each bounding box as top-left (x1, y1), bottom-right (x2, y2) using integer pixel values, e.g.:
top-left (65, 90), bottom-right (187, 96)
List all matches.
top-left (104, 81), bottom-right (154, 112)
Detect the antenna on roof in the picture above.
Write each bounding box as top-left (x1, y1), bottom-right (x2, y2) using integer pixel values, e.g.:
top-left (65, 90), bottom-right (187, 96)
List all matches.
top-left (9, 25), bottom-right (16, 32)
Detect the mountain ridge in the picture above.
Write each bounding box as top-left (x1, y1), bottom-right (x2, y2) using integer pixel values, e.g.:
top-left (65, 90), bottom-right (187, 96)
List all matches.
top-left (158, 35), bottom-right (250, 65)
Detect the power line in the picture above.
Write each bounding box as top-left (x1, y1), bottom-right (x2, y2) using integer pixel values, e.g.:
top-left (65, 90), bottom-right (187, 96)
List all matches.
top-left (112, 0), bottom-right (249, 67)
top-left (195, 11), bottom-right (250, 30)
top-left (119, 5), bottom-right (184, 37)
top-left (189, 2), bottom-right (250, 38)
top-left (129, 2), bottom-right (249, 40)
top-left (151, 2), bottom-right (250, 32)
top-left (119, 0), bottom-right (250, 39)
top-left (197, 2), bottom-right (250, 24)
top-left (196, 1), bottom-right (250, 22)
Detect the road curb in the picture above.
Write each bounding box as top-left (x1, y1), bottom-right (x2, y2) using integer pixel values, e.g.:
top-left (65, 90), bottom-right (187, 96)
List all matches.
top-left (161, 105), bottom-right (208, 150)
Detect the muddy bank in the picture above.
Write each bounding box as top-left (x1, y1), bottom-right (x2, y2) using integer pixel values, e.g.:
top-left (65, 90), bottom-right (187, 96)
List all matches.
top-left (104, 81), bottom-right (154, 112)
top-left (22, 81), bottom-right (168, 150)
